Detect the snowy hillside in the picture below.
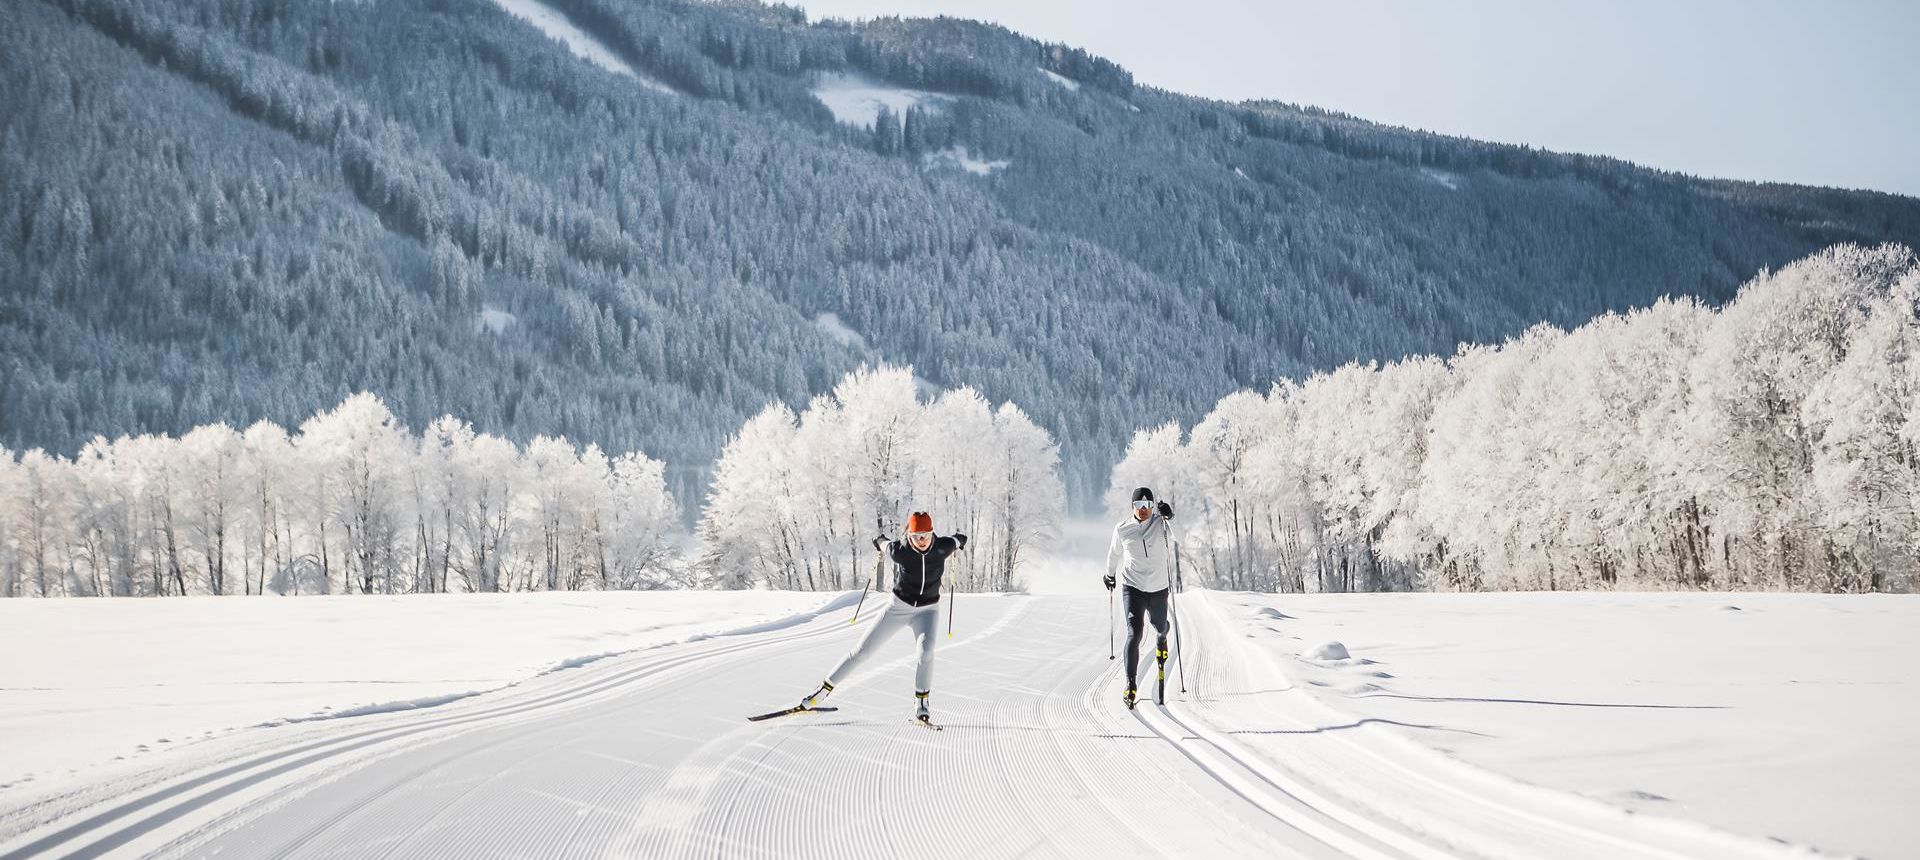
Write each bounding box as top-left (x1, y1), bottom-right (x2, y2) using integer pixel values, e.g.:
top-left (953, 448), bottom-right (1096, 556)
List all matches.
top-left (7, 0), bottom-right (1919, 507)
top-left (4, 586), bottom-right (1910, 858)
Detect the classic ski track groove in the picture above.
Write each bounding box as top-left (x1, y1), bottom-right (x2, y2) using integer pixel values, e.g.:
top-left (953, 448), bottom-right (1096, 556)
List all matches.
top-left (1169, 592), bottom-right (1802, 860)
top-left (6, 594), bottom-right (1819, 859)
top-left (0, 605), bottom-right (854, 859)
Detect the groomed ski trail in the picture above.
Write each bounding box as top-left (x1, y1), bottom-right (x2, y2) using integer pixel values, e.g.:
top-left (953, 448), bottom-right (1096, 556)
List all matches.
top-left (0, 594), bottom-right (1815, 859)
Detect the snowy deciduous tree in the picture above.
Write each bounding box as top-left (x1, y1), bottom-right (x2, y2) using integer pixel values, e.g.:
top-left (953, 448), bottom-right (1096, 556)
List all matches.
top-left (0, 395), bottom-right (683, 598)
top-left (697, 366), bottom-right (1065, 592)
top-left (1117, 244), bottom-right (1920, 594)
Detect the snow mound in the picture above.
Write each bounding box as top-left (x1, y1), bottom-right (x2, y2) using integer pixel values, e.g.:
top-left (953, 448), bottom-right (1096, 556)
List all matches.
top-left (813, 312), bottom-right (868, 349)
top-left (812, 73), bottom-right (950, 129)
top-left (1421, 167), bottom-right (1462, 190)
top-left (490, 0), bottom-right (675, 94)
top-left (1038, 68), bottom-right (1080, 91)
top-left (1303, 640), bottom-right (1350, 661)
top-left (922, 146), bottom-right (1009, 176)
top-left (478, 306), bottom-right (516, 334)
top-left (1256, 606), bottom-right (1292, 620)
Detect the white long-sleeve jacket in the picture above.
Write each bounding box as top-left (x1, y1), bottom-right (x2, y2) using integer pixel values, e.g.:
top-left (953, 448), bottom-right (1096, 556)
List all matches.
top-left (1106, 514), bottom-right (1173, 592)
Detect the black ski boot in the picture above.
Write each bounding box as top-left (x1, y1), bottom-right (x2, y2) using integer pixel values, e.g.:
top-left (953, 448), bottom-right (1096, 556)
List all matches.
top-left (1122, 688), bottom-right (1138, 710)
top-left (801, 681), bottom-right (834, 710)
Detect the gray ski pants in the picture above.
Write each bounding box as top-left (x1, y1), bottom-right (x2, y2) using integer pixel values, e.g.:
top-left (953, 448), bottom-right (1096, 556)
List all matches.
top-left (827, 595), bottom-right (938, 693)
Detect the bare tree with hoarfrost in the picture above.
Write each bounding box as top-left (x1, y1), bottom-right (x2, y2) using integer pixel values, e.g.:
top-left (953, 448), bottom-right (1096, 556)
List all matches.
top-left (697, 366), bottom-right (1064, 592)
top-left (1115, 244), bottom-right (1920, 593)
top-left (0, 394), bottom-right (683, 598)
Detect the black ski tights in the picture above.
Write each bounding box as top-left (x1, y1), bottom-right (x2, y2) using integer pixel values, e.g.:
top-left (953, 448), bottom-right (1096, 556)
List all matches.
top-left (1122, 586), bottom-right (1170, 691)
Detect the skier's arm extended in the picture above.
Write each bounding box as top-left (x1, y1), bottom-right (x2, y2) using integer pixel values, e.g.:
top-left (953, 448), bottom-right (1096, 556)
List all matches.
top-left (950, 532), bottom-right (968, 551)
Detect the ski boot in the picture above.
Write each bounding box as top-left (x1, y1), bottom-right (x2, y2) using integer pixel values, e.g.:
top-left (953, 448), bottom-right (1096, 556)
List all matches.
top-left (1122, 688), bottom-right (1138, 710)
top-left (914, 691), bottom-right (941, 730)
top-left (801, 681), bottom-right (834, 710)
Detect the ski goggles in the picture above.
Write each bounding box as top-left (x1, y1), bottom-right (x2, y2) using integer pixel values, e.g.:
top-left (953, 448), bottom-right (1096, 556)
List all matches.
top-left (1131, 500), bottom-right (1154, 510)
top-left (907, 531), bottom-right (934, 540)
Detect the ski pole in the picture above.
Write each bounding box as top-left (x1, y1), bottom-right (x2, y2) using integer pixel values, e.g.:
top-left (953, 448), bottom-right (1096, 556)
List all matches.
top-left (1107, 585), bottom-right (1115, 660)
top-left (1173, 536), bottom-right (1187, 694)
top-left (850, 577), bottom-right (870, 624)
top-left (947, 582), bottom-right (955, 639)
top-left (850, 546), bottom-right (878, 624)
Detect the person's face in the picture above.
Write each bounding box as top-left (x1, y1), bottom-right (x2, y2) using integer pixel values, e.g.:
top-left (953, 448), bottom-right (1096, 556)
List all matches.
top-left (1132, 500), bottom-right (1153, 522)
top-left (909, 532), bottom-right (934, 551)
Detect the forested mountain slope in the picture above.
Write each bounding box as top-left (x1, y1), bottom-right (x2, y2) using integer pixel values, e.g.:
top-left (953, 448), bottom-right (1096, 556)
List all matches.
top-left (5, 0), bottom-right (1917, 504)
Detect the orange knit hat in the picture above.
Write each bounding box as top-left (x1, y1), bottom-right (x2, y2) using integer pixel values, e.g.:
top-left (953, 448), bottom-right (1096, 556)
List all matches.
top-left (907, 511), bottom-right (933, 533)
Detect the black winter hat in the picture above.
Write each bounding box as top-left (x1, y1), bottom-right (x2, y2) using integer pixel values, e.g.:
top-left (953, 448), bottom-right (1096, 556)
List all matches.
top-left (1131, 487), bottom-right (1155, 503)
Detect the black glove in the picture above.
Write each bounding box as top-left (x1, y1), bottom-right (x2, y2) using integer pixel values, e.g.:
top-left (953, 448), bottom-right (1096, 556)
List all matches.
top-left (1103, 575), bottom-right (1116, 590)
top-left (1156, 501), bottom-right (1174, 520)
top-left (872, 534), bottom-right (889, 551)
top-left (951, 532), bottom-right (968, 550)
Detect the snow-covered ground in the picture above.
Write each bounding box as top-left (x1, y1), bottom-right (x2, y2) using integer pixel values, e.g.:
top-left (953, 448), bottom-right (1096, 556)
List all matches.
top-left (0, 592), bottom-right (830, 792)
top-left (812, 311), bottom-right (867, 349)
top-left (812, 72), bottom-right (950, 128)
top-left (489, 0), bottom-right (675, 94)
top-left (1421, 167), bottom-right (1462, 190)
top-left (1208, 591), bottom-right (1920, 859)
top-left (923, 146), bottom-right (1010, 176)
top-left (1, 586), bottom-right (1903, 859)
top-left (1039, 67), bottom-right (1081, 91)
top-left (476, 304), bottom-right (516, 334)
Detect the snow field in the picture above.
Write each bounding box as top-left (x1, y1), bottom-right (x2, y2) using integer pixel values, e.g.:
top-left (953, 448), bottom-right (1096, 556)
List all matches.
top-left (1, 589), bottom-right (1903, 859)
top-left (812, 72), bottom-right (951, 128)
top-left (923, 146), bottom-right (1010, 176)
top-left (1206, 591), bottom-right (1920, 859)
top-left (489, 0), bottom-right (675, 93)
top-left (0, 591), bottom-right (832, 794)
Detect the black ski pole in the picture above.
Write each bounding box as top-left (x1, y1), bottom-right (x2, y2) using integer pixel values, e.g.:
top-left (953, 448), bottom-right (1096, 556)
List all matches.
top-left (853, 517), bottom-right (885, 624)
top-left (850, 560), bottom-right (872, 625)
top-left (1107, 584), bottom-right (1115, 660)
top-left (1173, 535), bottom-right (1187, 694)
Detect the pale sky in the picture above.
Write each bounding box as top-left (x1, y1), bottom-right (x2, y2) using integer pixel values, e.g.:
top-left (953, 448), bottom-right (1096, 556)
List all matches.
top-left (792, 0), bottom-right (1920, 197)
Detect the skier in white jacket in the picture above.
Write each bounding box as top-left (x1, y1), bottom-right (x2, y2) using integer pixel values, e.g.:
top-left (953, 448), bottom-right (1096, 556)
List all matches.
top-left (1105, 486), bottom-right (1175, 708)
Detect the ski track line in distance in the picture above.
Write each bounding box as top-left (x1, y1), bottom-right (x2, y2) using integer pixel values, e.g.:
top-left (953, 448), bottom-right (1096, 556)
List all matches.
top-left (0, 607), bottom-right (855, 860)
top-left (1181, 593), bottom-right (1795, 860)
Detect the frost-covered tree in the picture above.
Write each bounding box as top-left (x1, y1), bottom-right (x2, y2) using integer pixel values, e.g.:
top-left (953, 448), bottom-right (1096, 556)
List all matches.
top-left (0, 394), bottom-right (683, 598)
top-left (697, 366), bottom-right (1064, 591)
top-left (1119, 244), bottom-right (1920, 594)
